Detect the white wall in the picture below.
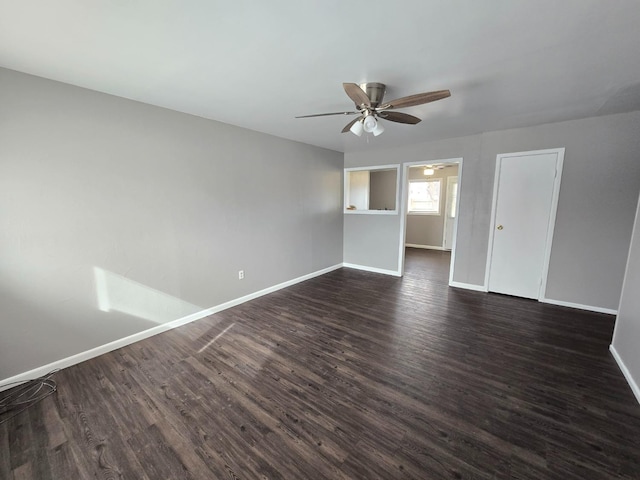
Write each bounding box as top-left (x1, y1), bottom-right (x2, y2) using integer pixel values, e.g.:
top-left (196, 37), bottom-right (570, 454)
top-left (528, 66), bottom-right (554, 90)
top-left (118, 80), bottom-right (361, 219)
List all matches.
top-left (0, 68), bottom-right (344, 382)
top-left (344, 111), bottom-right (640, 311)
top-left (611, 193), bottom-right (640, 403)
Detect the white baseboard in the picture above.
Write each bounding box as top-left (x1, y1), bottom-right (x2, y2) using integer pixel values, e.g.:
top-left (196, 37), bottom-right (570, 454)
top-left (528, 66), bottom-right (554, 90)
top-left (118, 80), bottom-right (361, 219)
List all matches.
top-left (449, 281), bottom-right (488, 292)
top-left (342, 263), bottom-right (402, 277)
top-left (0, 263), bottom-right (343, 391)
top-left (610, 345), bottom-right (640, 405)
top-left (405, 244), bottom-right (447, 251)
top-left (447, 287), bottom-right (618, 313)
top-left (539, 297), bottom-right (617, 315)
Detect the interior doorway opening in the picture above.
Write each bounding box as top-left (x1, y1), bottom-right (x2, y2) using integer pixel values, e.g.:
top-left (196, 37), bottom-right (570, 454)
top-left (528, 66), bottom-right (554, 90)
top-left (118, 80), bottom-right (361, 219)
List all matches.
top-left (403, 248), bottom-right (453, 286)
top-left (399, 158), bottom-right (463, 283)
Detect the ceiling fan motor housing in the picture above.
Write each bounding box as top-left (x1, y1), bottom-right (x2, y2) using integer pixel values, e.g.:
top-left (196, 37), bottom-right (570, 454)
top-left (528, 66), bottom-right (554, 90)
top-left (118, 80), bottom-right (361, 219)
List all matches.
top-left (358, 82), bottom-right (386, 109)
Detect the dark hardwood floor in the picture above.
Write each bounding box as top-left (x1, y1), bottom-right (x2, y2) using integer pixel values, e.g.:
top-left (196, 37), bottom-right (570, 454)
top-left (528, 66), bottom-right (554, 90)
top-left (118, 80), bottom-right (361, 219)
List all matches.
top-left (3, 247), bottom-right (640, 479)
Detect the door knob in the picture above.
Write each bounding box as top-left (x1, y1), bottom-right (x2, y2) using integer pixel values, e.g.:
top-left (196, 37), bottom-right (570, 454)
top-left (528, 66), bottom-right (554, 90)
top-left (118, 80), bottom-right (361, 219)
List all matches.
top-left (497, 225), bottom-right (504, 230)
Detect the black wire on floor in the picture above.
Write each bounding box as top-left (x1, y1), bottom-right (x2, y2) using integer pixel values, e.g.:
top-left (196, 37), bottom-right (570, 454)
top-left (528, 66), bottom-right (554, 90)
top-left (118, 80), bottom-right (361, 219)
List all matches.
top-left (0, 370), bottom-right (59, 425)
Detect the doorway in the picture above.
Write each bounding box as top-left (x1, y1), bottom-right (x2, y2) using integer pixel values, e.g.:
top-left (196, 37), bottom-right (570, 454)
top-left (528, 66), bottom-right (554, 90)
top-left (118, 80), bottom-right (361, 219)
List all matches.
top-left (486, 148), bottom-right (564, 300)
top-left (403, 248), bottom-right (453, 286)
top-left (399, 158), bottom-right (463, 283)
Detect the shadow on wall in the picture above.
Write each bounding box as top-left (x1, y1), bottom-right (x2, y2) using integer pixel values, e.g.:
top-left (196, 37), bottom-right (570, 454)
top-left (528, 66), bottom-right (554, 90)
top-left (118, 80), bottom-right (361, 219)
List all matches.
top-left (93, 267), bottom-right (203, 324)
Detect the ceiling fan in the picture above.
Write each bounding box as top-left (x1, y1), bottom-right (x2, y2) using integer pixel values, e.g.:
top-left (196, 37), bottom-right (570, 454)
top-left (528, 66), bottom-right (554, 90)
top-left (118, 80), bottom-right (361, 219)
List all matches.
top-left (296, 83), bottom-right (451, 137)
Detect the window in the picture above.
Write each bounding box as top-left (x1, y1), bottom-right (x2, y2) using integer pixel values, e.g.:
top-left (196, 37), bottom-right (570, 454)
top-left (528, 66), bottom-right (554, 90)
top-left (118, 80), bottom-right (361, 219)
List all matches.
top-left (408, 179), bottom-right (441, 214)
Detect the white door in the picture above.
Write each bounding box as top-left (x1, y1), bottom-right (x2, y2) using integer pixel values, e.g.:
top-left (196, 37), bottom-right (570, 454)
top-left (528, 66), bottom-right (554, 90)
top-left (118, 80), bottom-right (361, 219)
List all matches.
top-left (488, 150), bottom-right (563, 299)
top-left (443, 176), bottom-right (458, 250)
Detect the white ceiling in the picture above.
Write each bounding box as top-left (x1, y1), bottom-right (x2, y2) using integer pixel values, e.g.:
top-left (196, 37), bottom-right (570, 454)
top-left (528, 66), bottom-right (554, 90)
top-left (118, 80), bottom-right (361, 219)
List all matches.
top-left (1, 0), bottom-right (640, 153)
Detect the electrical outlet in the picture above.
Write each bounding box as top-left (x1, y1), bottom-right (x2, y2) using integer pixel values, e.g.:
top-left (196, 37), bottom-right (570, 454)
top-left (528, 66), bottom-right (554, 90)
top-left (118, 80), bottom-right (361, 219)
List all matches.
top-left (238, 270), bottom-right (244, 280)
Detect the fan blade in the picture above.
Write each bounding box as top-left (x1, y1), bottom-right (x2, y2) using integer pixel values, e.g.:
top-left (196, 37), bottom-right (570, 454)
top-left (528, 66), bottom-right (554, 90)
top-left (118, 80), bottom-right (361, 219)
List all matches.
top-left (296, 111), bottom-right (359, 118)
top-left (378, 111), bottom-right (422, 125)
top-left (341, 117), bottom-right (361, 133)
top-left (381, 89), bottom-right (450, 110)
top-left (343, 83), bottom-right (371, 108)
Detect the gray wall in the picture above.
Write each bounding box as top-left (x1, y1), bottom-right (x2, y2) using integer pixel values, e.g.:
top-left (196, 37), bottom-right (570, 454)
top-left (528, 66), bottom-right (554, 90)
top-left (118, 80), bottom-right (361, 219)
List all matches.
top-left (0, 68), bottom-right (344, 381)
top-left (406, 165), bottom-right (459, 247)
top-left (343, 215), bottom-right (400, 272)
top-left (369, 169), bottom-right (397, 211)
top-left (344, 111), bottom-right (640, 310)
top-left (612, 193), bottom-right (640, 396)
top-left (345, 134), bottom-right (483, 277)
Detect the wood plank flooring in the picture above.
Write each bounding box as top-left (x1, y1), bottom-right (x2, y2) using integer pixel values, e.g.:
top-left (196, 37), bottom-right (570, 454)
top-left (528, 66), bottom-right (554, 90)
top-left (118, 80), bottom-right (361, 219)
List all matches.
top-left (2, 248), bottom-right (640, 479)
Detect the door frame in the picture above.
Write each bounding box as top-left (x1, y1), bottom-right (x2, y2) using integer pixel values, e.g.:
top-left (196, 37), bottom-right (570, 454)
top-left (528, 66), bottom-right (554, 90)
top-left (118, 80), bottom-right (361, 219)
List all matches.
top-left (442, 175), bottom-right (458, 250)
top-left (398, 157), bottom-right (464, 286)
top-left (484, 148), bottom-right (565, 300)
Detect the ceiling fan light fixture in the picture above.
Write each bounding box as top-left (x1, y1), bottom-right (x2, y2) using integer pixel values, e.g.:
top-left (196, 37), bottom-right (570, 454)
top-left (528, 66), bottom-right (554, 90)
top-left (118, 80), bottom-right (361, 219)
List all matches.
top-left (363, 114), bottom-right (377, 133)
top-left (372, 120), bottom-right (385, 136)
top-left (350, 119), bottom-right (364, 137)
top-left (296, 83), bottom-right (451, 138)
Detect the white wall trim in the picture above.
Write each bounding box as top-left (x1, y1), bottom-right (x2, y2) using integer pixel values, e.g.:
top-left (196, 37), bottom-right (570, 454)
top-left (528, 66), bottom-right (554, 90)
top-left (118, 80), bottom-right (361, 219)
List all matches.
top-left (398, 164), bottom-right (409, 275)
top-left (344, 164), bottom-right (401, 215)
top-left (443, 175), bottom-right (458, 250)
top-left (446, 286), bottom-right (616, 311)
top-left (345, 164), bottom-right (400, 172)
top-left (342, 262), bottom-right (402, 277)
top-left (0, 263), bottom-right (343, 391)
top-left (610, 345), bottom-right (640, 405)
top-left (539, 297), bottom-right (617, 315)
top-left (538, 148), bottom-right (565, 299)
top-left (448, 160), bottom-right (464, 286)
top-left (449, 281), bottom-right (488, 292)
top-left (344, 210), bottom-right (398, 215)
top-left (484, 157), bottom-right (502, 289)
top-left (611, 191), bottom-right (640, 349)
top-left (405, 244), bottom-right (446, 251)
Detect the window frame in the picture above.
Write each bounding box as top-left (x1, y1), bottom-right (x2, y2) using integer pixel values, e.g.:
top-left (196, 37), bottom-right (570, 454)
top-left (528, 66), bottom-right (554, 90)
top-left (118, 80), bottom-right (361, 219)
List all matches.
top-left (344, 164), bottom-right (401, 215)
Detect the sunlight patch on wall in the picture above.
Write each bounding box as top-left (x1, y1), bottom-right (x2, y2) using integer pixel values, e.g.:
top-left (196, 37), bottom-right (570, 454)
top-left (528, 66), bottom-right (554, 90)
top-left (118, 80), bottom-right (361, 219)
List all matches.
top-left (93, 267), bottom-right (202, 324)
